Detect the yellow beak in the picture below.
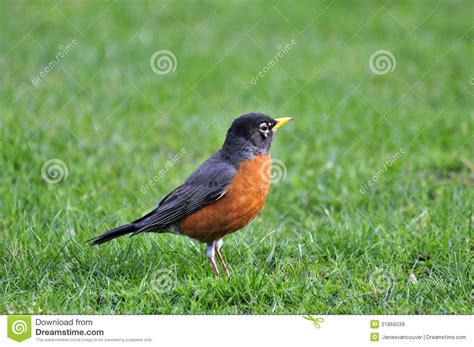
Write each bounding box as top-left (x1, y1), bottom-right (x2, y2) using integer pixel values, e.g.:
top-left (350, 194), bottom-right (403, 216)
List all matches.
top-left (273, 117), bottom-right (293, 131)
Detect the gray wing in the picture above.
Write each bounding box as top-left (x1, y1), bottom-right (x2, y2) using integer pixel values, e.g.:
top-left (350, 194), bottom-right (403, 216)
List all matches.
top-left (132, 151), bottom-right (236, 233)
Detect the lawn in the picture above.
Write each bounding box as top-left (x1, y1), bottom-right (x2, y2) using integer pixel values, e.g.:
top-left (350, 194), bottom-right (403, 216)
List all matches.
top-left (0, 0), bottom-right (472, 314)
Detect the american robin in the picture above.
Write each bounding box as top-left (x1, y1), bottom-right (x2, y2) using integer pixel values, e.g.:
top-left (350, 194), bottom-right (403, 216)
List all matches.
top-left (88, 112), bottom-right (293, 278)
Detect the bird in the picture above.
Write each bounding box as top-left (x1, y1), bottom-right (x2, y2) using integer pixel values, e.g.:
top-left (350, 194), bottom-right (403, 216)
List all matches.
top-left (88, 112), bottom-right (293, 278)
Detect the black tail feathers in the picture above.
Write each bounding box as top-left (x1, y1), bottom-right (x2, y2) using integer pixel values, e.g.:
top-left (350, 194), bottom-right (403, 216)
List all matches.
top-left (88, 223), bottom-right (138, 245)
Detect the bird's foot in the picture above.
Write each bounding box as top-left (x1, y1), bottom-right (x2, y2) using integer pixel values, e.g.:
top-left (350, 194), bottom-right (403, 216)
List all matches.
top-left (206, 241), bottom-right (220, 277)
top-left (208, 257), bottom-right (220, 276)
top-left (215, 247), bottom-right (231, 280)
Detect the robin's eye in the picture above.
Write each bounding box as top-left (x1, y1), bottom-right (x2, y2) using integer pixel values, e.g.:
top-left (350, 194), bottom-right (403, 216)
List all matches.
top-left (259, 123), bottom-right (269, 132)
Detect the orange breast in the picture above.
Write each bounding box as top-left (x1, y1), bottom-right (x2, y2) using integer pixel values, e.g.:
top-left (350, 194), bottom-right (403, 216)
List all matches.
top-left (179, 155), bottom-right (272, 242)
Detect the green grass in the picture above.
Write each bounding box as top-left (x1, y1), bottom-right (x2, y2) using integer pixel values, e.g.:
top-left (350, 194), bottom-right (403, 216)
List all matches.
top-left (0, 0), bottom-right (472, 314)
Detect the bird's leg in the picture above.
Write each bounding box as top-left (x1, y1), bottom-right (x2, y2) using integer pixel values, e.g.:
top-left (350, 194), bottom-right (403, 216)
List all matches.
top-left (206, 241), bottom-right (219, 276)
top-left (215, 238), bottom-right (231, 279)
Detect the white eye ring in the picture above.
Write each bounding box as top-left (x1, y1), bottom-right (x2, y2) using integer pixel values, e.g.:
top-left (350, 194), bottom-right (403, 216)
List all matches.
top-left (259, 123), bottom-right (269, 132)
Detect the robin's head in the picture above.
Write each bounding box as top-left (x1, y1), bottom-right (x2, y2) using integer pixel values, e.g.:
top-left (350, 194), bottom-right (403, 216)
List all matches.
top-left (222, 112), bottom-right (293, 157)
